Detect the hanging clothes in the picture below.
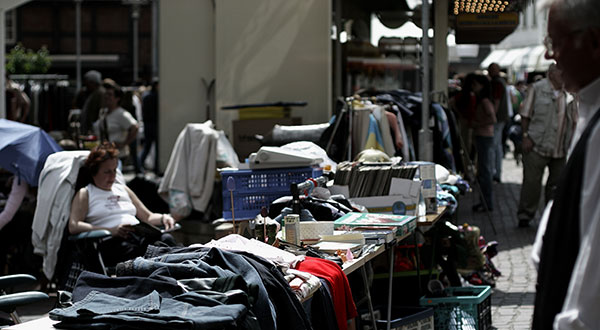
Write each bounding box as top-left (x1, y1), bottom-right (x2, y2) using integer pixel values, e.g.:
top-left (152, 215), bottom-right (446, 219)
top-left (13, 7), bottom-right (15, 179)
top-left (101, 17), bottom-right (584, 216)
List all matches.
top-left (432, 103), bottom-right (457, 172)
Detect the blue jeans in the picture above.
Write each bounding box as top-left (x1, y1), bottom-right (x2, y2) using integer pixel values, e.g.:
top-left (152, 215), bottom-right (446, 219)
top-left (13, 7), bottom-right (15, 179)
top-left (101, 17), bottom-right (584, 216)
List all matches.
top-left (118, 247), bottom-right (277, 330)
top-left (72, 269), bottom-right (183, 302)
top-left (475, 136), bottom-right (494, 209)
top-left (493, 122), bottom-right (506, 179)
top-left (50, 290), bottom-right (257, 329)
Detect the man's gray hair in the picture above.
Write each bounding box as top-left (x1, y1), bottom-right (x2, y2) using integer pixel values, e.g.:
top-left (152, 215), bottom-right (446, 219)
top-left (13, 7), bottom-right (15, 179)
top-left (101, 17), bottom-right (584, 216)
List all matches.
top-left (83, 70), bottom-right (102, 85)
top-left (538, 0), bottom-right (600, 31)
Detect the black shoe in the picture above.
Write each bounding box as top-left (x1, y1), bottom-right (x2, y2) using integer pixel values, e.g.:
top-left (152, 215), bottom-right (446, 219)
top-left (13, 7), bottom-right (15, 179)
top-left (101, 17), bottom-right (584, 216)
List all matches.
top-left (472, 203), bottom-right (493, 212)
top-left (518, 219), bottom-right (531, 228)
top-left (493, 177), bottom-right (501, 183)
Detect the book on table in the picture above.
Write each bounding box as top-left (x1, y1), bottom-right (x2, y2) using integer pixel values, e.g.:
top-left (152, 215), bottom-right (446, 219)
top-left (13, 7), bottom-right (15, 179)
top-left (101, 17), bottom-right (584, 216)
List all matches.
top-left (311, 241), bottom-right (363, 254)
top-left (349, 226), bottom-right (397, 243)
top-left (333, 212), bottom-right (416, 237)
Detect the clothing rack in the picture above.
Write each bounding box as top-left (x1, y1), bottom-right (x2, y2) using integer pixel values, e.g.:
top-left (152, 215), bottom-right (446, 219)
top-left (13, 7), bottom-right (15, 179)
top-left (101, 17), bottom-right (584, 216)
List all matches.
top-left (430, 90), bottom-right (448, 106)
top-left (8, 76), bottom-right (73, 131)
top-left (345, 96), bottom-right (379, 161)
top-left (9, 74), bottom-right (69, 81)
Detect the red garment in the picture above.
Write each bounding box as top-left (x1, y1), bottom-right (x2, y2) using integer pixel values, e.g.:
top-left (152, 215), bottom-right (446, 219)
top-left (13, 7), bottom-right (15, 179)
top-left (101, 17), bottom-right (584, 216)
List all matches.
top-left (295, 256), bottom-right (357, 330)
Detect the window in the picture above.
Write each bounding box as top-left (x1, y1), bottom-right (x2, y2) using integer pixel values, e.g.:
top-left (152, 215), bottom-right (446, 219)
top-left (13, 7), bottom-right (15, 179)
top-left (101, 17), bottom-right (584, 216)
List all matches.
top-left (5, 9), bottom-right (16, 45)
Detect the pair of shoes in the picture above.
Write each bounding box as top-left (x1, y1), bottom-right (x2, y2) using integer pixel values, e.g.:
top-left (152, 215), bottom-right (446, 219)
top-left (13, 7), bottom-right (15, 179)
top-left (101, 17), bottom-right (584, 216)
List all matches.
top-left (472, 203), bottom-right (493, 212)
top-left (518, 219), bottom-right (531, 228)
top-left (493, 177), bottom-right (501, 183)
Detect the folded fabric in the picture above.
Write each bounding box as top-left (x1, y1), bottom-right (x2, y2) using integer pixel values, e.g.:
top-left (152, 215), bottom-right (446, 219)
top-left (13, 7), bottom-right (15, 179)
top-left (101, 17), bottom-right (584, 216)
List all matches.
top-left (50, 290), bottom-right (258, 329)
top-left (286, 268), bottom-right (322, 300)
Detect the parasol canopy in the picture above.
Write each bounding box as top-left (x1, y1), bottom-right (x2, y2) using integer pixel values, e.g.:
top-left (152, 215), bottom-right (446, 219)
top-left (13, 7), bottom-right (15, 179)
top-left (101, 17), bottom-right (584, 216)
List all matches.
top-left (0, 119), bottom-right (62, 186)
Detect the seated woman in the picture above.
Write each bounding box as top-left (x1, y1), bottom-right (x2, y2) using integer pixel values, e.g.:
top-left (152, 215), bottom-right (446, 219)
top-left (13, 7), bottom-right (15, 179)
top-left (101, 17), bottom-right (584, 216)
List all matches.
top-left (69, 142), bottom-right (177, 268)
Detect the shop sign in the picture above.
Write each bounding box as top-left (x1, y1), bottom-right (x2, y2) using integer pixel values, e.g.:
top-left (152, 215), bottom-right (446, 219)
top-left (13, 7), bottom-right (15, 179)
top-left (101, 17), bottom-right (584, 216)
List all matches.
top-left (455, 12), bottom-right (519, 44)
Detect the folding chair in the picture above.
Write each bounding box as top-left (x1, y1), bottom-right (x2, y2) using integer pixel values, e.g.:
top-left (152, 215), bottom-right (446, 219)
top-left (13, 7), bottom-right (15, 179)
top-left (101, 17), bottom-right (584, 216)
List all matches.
top-left (0, 274), bottom-right (49, 325)
top-left (34, 151), bottom-right (181, 290)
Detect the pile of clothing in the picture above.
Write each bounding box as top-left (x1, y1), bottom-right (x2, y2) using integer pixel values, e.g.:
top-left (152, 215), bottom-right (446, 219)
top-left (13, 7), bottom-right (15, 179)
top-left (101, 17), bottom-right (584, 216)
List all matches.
top-left (50, 235), bottom-right (356, 330)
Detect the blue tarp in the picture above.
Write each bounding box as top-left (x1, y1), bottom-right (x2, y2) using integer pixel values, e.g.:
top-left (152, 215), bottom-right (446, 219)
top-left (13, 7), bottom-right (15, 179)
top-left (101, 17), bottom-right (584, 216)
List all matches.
top-left (0, 119), bottom-right (62, 186)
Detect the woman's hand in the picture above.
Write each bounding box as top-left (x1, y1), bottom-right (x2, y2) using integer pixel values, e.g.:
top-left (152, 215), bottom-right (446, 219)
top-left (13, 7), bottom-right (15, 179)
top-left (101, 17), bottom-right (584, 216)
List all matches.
top-left (110, 224), bottom-right (134, 238)
top-left (161, 214), bottom-right (176, 231)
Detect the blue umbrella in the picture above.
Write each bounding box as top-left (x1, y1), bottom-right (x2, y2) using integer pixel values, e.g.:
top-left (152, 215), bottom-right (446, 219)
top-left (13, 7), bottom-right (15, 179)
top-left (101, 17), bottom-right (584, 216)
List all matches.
top-left (0, 119), bottom-right (62, 187)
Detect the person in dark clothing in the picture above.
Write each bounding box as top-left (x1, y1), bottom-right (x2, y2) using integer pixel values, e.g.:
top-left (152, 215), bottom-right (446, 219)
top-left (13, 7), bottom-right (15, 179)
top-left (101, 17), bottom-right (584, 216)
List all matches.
top-left (139, 79), bottom-right (159, 173)
top-left (73, 70), bottom-right (105, 134)
top-left (532, 0), bottom-right (600, 328)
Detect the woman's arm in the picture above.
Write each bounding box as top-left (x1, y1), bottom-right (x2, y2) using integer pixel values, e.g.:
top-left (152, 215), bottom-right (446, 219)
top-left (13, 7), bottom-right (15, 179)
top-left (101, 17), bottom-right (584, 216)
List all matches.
top-left (68, 188), bottom-right (94, 234)
top-left (0, 178), bottom-right (28, 231)
top-left (125, 185), bottom-right (175, 230)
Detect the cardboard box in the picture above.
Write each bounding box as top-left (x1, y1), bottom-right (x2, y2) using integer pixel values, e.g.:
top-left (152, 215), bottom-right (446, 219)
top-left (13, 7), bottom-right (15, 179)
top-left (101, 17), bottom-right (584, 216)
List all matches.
top-left (412, 162), bottom-right (437, 214)
top-left (346, 178), bottom-right (425, 216)
top-left (232, 117), bottom-right (301, 160)
top-left (299, 221), bottom-right (334, 241)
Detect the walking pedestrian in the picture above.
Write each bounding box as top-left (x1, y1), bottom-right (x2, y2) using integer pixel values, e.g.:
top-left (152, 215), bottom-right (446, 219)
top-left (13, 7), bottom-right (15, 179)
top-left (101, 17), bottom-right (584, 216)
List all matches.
top-left (488, 63), bottom-right (510, 183)
top-left (517, 63), bottom-right (577, 228)
top-left (471, 74), bottom-right (496, 212)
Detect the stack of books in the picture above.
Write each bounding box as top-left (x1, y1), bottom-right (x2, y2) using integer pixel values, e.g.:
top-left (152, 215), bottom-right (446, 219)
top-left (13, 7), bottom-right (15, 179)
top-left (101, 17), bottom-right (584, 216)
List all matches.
top-left (333, 212), bottom-right (417, 237)
top-left (334, 162), bottom-right (418, 198)
top-left (350, 227), bottom-right (397, 244)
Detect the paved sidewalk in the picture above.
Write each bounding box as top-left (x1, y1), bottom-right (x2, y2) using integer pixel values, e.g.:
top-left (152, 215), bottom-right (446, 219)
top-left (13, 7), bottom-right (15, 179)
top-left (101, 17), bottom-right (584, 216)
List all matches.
top-left (457, 152), bottom-right (540, 330)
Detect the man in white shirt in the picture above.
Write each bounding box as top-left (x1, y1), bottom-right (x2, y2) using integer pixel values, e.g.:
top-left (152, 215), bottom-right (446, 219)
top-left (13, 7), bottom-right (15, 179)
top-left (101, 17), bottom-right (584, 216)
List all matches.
top-left (93, 80), bottom-right (138, 160)
top-left (532, 0), bottom-right (600, 329)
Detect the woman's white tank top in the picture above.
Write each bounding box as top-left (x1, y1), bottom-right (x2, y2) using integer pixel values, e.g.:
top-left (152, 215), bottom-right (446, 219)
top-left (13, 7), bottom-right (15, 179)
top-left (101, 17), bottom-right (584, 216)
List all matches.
top-left (86, 183), bottom-right (139, 228)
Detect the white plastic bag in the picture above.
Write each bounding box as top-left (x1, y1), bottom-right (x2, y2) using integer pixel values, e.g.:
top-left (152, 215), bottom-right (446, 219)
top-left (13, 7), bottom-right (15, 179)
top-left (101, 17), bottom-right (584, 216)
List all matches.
top-left (169, 189), bottom-right (192, 219)
top-left (216, 131), bottom-right (240, 168)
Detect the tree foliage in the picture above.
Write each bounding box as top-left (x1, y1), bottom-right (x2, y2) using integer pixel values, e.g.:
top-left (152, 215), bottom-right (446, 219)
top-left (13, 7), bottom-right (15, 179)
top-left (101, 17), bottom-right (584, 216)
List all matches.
top-left (6, 43), bottom-right (52, 74)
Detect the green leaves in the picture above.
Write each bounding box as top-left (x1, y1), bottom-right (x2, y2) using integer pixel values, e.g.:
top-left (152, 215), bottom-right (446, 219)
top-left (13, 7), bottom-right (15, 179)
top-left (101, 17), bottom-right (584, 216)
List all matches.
top-left (6, 43), bottom-right (52, 74)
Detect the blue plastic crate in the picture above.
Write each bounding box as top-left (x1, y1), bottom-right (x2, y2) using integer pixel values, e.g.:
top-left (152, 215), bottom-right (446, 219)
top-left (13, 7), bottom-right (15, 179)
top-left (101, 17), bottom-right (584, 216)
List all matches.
top-left (419, 285), bottom-right (492, 330)
top-left (221, 167), bottom-right (322, 220)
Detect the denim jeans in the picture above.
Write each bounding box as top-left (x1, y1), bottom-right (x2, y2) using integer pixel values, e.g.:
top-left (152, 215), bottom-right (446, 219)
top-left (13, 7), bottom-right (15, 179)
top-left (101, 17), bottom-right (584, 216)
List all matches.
top-left (72, 269), bottom-right (184, 302)
top-left (493, 121), bottom-right (506, 179)
top-left (50, 290), bottom-right (258, 329)
top-left (475, 135), bottom-right (494, 209)
top-left (118, 246), bottom-right (277, 330)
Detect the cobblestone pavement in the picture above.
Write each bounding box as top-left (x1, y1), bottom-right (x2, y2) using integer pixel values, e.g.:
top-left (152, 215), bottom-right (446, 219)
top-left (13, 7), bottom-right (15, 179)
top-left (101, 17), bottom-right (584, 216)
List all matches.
top-left (457, 151), bottom-right (541, 330)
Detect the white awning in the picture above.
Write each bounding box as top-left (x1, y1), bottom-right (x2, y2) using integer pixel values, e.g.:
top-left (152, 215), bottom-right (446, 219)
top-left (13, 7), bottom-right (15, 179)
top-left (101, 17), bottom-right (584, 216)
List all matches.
top-left (482, 45), bottom-right (555, 75)
top-left (480, 49), bottom-right (507, 69)
top-left (525, 45), bottom-right (546, 71)
top-left (516, 45), bottom-right (554, 72)
top-left (498, 47), bottom-right (529, 68)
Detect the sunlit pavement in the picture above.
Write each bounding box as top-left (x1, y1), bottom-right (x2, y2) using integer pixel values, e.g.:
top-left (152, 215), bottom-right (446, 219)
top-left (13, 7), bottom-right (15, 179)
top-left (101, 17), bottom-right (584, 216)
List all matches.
top-left (458, 149), bottom-right (541, 330)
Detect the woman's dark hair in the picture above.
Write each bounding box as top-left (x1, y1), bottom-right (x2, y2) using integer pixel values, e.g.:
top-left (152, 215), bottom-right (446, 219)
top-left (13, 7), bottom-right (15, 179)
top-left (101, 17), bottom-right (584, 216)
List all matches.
top-left (75, 142), bottom-right (119, 190)
top-left (102, 79), bottom-right (123, 104)
top-left (473, 74), bottom-right (492, 101)
top-left (456, 73), bottom-right (477, 110)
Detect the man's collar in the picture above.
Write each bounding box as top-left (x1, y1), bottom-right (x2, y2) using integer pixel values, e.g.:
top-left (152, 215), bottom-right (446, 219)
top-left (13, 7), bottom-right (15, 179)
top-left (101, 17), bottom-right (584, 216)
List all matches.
top-left (577, 76), bottom-right (600, 118)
